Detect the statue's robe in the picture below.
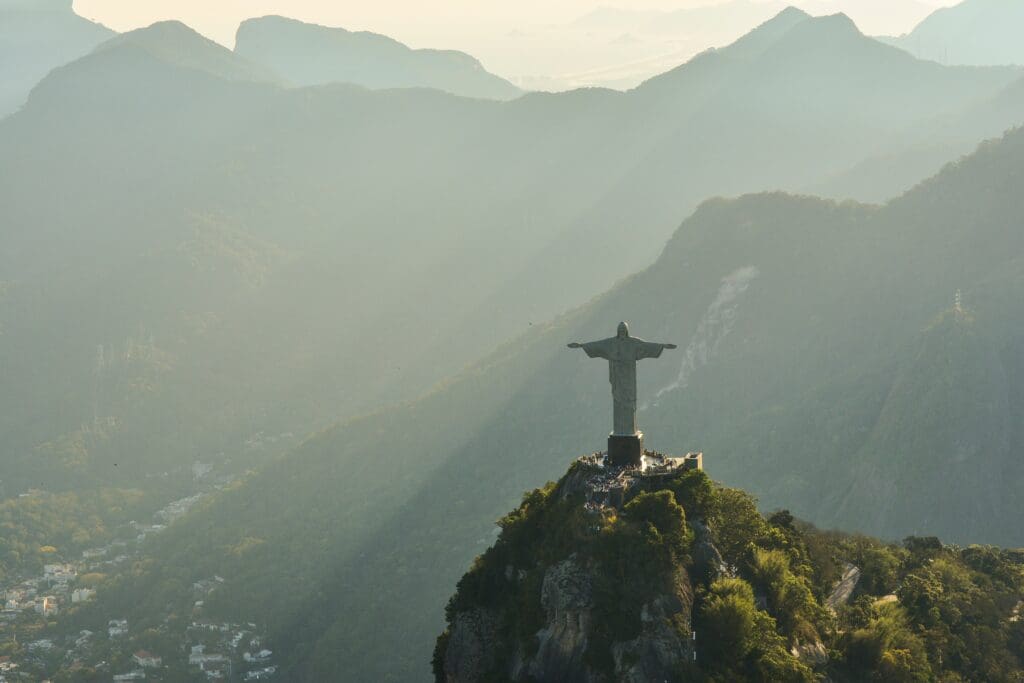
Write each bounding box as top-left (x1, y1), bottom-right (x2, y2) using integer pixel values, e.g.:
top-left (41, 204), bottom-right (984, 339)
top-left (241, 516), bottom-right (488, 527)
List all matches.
top-left (579, 335), bottom-right (668, 435)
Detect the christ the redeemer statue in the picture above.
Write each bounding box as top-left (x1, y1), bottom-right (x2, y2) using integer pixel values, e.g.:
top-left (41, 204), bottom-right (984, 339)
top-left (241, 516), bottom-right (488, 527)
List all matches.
top-left (569, 322), bottom-right (676, 466)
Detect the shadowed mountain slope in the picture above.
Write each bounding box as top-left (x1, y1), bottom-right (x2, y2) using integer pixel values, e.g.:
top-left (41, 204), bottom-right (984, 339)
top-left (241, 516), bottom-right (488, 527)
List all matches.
top-left (79, 125), bottom-right (1024, 681)
top-left (234, 15), bottom-right (520, 100)
top-left (0, 0), bottom-right (113, 118)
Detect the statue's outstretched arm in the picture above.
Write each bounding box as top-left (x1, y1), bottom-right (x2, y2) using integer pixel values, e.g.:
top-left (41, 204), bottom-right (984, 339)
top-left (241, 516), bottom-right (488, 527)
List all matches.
top-left (567, 342), bottom-right (582, 348)
top-left (663, 343), bottom-right (678, 350)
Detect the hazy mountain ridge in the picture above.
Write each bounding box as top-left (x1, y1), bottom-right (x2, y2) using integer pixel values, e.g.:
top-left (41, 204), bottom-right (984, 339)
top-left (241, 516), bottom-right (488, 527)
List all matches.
top-left (0, 0), bottom-right (113, 118)
top-left (63, 124), bottom-right (1024, 681)
top-left (234, 15), bottom-right (521, 100)
top-left (883, 0), bottom-right (1024, 67)
top-left (97, 20), bottom-right (282, 85)
top-left (9, 7), bottom-right (1022, 501)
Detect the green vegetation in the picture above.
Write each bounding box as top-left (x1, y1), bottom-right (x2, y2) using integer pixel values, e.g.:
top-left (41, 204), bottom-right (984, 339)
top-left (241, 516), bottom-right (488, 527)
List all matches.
top-left (437, 475), bottom-right (699, 680)
top-left (438, 465), bottom-right (1024, 682)
top-left (0, 488), bottom-right (148, 579)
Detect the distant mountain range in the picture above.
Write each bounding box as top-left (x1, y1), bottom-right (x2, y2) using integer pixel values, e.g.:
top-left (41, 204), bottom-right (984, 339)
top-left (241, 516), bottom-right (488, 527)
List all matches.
top-left (574, 0), bottom-right (936, 38)
top-left (0, 7), bottom-right (519, 126)
top-left (234, 15), bottom-right (521, 100)
top-left (557, 0), bottom-right (940, 89)
top-left (883, 0), bottom-right (1024, 66)
top-left (0, 0), bottom-right (113, 117)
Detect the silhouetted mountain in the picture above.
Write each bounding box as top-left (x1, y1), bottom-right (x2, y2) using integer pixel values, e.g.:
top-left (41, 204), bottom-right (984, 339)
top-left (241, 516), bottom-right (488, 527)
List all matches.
top-left (883, 0), bottom-right (1024, 66)
top-left (76, 124), bottom-right (1024, 680)
top-left (639, 9), bottom-right (1016, 129)
top-left (234, 15), bottom-right (520, 99)
top-left (0, 0), bottom-right (113, 117)
top-left (98, 21), bottom-right (281, 85)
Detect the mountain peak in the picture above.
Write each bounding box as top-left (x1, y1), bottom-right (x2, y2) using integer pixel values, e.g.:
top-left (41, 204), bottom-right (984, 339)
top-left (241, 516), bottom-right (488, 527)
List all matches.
top-left (777, 5), bottom-right (812, 21)
top-left (94, 20), bottom-right (280, 84)
top-left (104, 20), bottom-right (223, 49)
top-left (732, 5), bottom-right (813, 51)
top-left (810, 11), bottom-right (861, 36)
top-left (238, 14), bottom-right (354, 38)
top-left (752, 10), bottom-right (871, 59)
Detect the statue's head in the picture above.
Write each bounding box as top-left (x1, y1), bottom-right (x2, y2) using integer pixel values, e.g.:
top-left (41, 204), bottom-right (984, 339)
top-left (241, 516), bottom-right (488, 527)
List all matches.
top-left (617, 321), bottom-right (629, 338)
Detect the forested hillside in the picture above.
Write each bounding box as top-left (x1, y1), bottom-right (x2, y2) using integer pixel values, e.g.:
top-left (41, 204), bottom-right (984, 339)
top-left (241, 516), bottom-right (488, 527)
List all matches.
top-left (63, 123), bottom-right (1024, 680)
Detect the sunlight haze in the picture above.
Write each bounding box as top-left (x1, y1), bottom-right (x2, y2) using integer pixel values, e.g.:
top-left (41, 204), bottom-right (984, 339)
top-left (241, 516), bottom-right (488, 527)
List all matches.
top-left (74, 0), bottom-right (961, 89)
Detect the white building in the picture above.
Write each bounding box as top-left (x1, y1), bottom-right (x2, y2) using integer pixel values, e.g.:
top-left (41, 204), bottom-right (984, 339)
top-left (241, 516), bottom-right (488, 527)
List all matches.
top-left (43, 564), bottom-right (76, 584)
top-left (26, 639), bottom-right (54, 652)
top-left (108, 619), bottom-right (128, 637)
top-left (243, 650), bottom-right (272, 664)
top-left (132, 651), bottom-right (162, 668)
top-left (35, 596), bottom-right (58, 616)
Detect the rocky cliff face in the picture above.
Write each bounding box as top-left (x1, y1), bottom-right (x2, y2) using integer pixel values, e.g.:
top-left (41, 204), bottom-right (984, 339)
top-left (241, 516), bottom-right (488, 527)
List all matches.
top-left (436, 454), bottom-right (700, 683)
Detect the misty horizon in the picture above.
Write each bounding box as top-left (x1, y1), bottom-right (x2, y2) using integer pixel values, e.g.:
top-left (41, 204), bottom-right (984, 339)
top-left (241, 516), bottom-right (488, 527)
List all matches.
top-left (63, 0), bottom-right (961, 90)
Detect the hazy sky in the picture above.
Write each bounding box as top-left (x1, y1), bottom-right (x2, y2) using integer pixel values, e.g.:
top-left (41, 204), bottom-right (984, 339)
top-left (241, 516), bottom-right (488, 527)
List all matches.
top-left (72, 0), bottom-right (963, 89)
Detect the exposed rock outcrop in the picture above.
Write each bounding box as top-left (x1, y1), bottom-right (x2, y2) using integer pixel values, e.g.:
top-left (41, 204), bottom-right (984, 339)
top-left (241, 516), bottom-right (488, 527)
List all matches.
top-left (442, 609), bottom-right (498, 683)
top-left (826, 563), bottom-right (861, 611)
top-left (611, 590), bottom-right (693, 682)
top-left (439, 453), bottom-right (699, 682)
top-left (527, 557), bottom-right (593, 682)
top-left (691, 518), bottom-right (727, 582)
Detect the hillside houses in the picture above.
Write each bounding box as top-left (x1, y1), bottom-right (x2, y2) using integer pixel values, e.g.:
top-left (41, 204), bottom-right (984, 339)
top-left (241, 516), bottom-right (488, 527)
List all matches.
top-left (189, 645), bottom-right (230, 678)
top-left (132, 650), bottom-right (162, 668)
top-left (0, 469), bottom-right (267, 679)
top-left (42, 563), bottom-right (76, 585)
top-left (34, 596), bottom-right (58, 616)
top-left (108, 619), bottom-right (128, 638)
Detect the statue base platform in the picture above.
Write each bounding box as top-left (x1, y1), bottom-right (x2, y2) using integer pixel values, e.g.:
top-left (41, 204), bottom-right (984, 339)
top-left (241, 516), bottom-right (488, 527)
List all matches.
top-left (608, 432), bottom-right (643, 468)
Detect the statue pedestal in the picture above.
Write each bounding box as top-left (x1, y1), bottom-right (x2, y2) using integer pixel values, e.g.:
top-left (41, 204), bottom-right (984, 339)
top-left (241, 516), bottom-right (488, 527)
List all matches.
top-left (608, 432), bottom-right (643, 468)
